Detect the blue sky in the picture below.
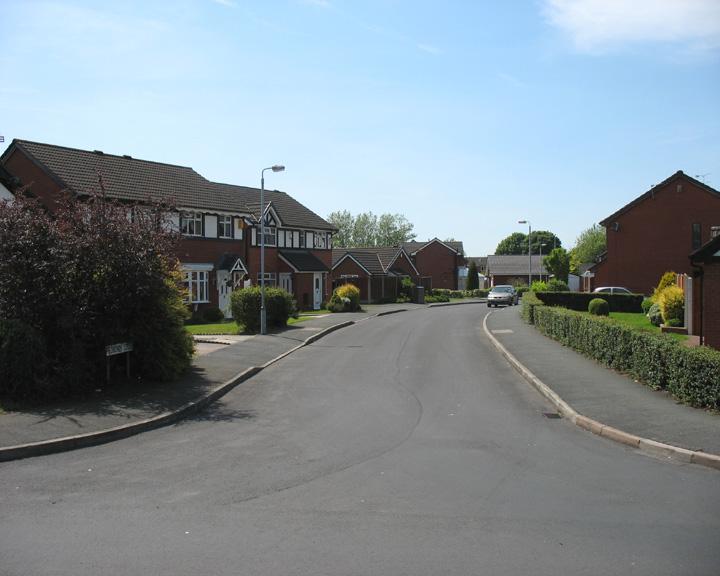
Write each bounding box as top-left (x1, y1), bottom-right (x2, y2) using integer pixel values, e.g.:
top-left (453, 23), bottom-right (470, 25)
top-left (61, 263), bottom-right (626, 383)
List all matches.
top-left (2, 0), bottom-right (719, 255)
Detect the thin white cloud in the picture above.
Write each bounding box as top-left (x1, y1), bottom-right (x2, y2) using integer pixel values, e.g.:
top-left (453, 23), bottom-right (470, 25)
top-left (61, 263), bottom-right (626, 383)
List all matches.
top-left (544, 0), bottom-right (720, 53)
top-left (417, 43), bottom-right (442, 55)
top-left (211, 0), bottom-right (236, 6)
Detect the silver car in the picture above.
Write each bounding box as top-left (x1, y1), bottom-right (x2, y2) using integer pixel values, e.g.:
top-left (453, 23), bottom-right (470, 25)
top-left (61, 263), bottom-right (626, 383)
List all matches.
top-left (487, 285), bottom-right (518, 307)
top-left (593, 286), bottom-right (633, 295)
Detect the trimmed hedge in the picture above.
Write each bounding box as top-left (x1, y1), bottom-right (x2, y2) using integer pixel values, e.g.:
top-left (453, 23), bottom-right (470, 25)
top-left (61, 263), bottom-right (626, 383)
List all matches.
top-left (588, 298), bottom-right (609, 316)
top-left (230, 287), bottom-right (297, 332)
top-left (520, 291), bottom-right (544, 324)
top-left (536, 291), bottom-right (643, 313)
top-left (531, 305), bottom-right (720, 410)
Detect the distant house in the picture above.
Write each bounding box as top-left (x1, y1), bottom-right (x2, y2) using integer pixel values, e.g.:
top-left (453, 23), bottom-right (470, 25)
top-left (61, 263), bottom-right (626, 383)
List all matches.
top-left (1, 139), bottom-right (337, 314)
top-left (331, 247), bottom-right (419, 303)
top-left (0, 164), bottom-right (18, 201)
top-left (690, 231), bottom-right (720, 350)
top-left (590, 171), bottom-right (720, 295)
top-left (486, 255), bottom-right (547, 287)
top-left (402, 239), bottom-right (466, 290)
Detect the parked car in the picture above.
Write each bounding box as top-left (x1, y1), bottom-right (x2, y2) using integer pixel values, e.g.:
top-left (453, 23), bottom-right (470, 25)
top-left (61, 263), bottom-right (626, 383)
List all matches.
top-left (593, 286), bottom-right (633, 295)
top-left (487, 285), bottom-right (518, 307)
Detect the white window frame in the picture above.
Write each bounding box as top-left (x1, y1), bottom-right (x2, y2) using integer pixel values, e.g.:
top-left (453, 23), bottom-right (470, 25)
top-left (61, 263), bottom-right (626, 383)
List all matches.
top-left (218, 215), bottom-right (233, 239)
top-left (314, 232), bottom-right (327, 249)
top-left (263, 226), bottom-right (276, 247)
top-left (257, 272), bottom-right (277, 287)
top-left (180, 212), bottom-right (204, 237)
top-left (182, 266), bottom-right (212, 303)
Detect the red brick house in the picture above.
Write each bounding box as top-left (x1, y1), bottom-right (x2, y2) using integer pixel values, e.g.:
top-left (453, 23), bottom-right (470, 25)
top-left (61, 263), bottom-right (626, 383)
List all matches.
top-left (331, 247), bottom-right (419, 303)
top-left (402, 239), bottom-right (466, 290)
top-left (591, 171), bottom-right (720, 295)
top-left (1, 139), bottom-right (336, 314)
top-left (690, 232), bottom-right (720, 350)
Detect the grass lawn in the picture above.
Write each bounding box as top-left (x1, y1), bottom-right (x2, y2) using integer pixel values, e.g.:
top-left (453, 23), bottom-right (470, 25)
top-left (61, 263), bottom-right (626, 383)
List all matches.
top-left (608, 312), bottom-right (688, 342)
top-left (186, 315), bottom-right (312, 335)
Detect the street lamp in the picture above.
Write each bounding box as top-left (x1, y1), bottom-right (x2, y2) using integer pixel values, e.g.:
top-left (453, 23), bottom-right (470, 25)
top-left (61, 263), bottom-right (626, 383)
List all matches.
top-left (260, 164), bottom-right (285, 335)
top-left (518, 220), bottom-right (531, 286)
top-left (539, 242), bottom-right (547, 282)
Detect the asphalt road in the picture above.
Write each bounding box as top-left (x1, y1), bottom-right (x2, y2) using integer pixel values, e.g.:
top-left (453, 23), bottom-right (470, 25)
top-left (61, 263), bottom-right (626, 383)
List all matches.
top-left (1, 306), bottom-right (719, 575)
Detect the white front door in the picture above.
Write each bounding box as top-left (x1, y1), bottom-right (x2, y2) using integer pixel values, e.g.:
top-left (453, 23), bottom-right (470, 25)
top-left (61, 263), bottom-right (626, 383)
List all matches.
top-left (313, 273), bottom-right (322, 310)
top-left (217, 270), bottom-right (232, 318)
top-left (279, 273), bottom-right (292, 294)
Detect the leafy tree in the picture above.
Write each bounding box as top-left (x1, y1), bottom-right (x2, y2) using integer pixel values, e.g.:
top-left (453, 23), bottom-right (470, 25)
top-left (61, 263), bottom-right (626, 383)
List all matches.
top-left (326, 210), bottom-right (416, 247)
top-left (327, 210), bottom-right (353, 248)
top-left (495, 232), bottom-right (527, 255)
top-left (543, 247), bottom-right (571, 283)
top-left (352, 212), bottom-right (378, 246)
top-left (495, 230), bottom-right (561, 255)
top-left (376, 213), bottom-right (416, 246)
top-left (570, 224), bottom-right (606, 274)
top-left (466, 260), bottom-right (479, 290)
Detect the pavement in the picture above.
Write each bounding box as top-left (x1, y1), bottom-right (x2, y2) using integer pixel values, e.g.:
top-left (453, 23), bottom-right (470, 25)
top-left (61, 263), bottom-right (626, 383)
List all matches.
top-left (1, 298), bottom-right (718, 469)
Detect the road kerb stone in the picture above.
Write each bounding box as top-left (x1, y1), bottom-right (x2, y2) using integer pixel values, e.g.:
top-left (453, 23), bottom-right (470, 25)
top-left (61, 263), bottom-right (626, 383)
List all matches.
top-left (483, 310), bottom-right (720, 472)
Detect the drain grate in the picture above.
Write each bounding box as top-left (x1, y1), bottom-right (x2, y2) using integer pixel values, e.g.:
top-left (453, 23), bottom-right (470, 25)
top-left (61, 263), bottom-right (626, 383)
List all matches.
top-left (543, 412), bottom-right (562, 419)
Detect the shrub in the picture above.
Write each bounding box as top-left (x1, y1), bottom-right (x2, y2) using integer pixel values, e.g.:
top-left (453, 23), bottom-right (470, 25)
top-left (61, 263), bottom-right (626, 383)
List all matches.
top-left (531, 305), bottom-right (720, 409)
top-left (0, 194), bottom-right (193, 401)
top-left (657, 285), bottom-right (684, 325)
top-left (546, 279), bottom-right (570, 292)
top-left (231, 286), bottom-right (296, 331)
top-left (202, 306), bottom-right (225, 323)
top-left (514, 284), bottom-right (530, 297)
top-left (652, 271), bottom-right (678, 301)
top-left (0, 319), bottom-right (49, 400)
top-left (425, 292), bottom-right (450, 303)
top-left (462, 288), bottom-right (488, 298)
top-left (665, 318), bottom-right (682, 328)
top-left (520, 291), bottom-right (544, 324)
top-left (641, 297), bottom-right (653, 314)
top-left (647, 303), bottom-right (663, 327)
top-left (327, 284), bottom-right (361, 312)
top-left (531, 280), bottom-right (548, 292)
top-left (535, 291), bottom-right (643, 313)
top-left (588, 298), bottom-right (609, 316)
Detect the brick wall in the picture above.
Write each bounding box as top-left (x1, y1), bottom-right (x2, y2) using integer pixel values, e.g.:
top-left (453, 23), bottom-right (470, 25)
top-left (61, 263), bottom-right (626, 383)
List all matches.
top-left (600, 177), bottom-right (720, 295)
top-left (2, 148), bottom-right (64, 208)
top-left (412, 242), bottom-right (460, 290)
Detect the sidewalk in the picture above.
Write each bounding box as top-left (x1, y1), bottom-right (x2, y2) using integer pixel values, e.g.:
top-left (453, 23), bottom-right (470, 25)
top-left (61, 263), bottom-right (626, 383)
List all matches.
top-left (485, 306), bottom-right (720, 458)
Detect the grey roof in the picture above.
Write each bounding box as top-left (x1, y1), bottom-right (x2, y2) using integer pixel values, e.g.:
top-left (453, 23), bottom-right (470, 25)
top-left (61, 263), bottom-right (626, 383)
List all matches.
top-left (403, 238), bottom-right (464, 256)
top-left (466, 256), bottom-right (487, 272)
top-left (6, 140), bottom-right (335, 230)
top-left (486, 255), bottom-right (546, 276)
top-left (332, 246), bottom-right (415, 275)
top-left (278, 249), bottom-right (329, 272)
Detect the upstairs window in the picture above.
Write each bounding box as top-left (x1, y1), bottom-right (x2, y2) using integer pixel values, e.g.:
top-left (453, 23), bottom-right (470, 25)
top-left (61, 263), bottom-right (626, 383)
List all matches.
top-left (314, 232), bottom-right (327, 249)
top-left (218, 215), bottom-right (232, 239)
top-left (180, 212), bottom-right (203, 236)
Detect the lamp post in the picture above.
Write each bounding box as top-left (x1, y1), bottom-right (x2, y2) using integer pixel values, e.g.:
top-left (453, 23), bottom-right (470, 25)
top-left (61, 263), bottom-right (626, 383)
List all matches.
top-left (518, 220), bottom-right (531, 286)
top-left (260, 164), bottom-right (285, 335)
top-left (539, 242), bottom-right (547, 282)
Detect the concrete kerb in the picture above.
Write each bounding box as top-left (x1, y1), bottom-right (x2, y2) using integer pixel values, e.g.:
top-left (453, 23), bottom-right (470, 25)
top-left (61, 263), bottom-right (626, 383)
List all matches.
top-left (428, 299), bottom-right (487, 308)
top-left (0, 321), bottom-right (357, 463)
top-left (482, 310), bottom-right (720, 471)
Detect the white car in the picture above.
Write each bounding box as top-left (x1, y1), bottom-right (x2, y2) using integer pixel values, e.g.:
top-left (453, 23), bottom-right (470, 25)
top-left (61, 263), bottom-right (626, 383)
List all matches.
top-left (593, 286), bottom-right (633, 295)
top-left (487, 285), bottom-right (518, 307)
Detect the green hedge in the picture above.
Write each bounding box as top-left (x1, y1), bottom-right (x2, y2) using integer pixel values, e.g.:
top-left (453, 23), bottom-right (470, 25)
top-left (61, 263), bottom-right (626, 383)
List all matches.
top-left (531, 305), bottom-right (720, 410)
top-left (520, 291), bottom-right (544, 324)
top-left (230, 287), bottom-right (297, 332)
top-left (536, 291), bottom-right (643, 313)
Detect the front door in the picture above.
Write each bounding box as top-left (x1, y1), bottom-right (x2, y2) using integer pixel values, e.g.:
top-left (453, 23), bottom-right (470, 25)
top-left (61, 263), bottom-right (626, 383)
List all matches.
top-left (313, 273), bottom-right (322, 310)
top-left (217, 270), bottom-right (232, 318)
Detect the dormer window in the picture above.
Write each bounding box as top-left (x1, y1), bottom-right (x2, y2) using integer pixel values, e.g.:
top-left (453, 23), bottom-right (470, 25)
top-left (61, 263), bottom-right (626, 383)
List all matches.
top-left (180, 212), bottom-right (203, 236)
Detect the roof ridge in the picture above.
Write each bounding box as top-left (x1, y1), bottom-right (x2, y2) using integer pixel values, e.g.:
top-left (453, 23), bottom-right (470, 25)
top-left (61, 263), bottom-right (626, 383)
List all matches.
top-left (14, 139), bottom-right (198, 172)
